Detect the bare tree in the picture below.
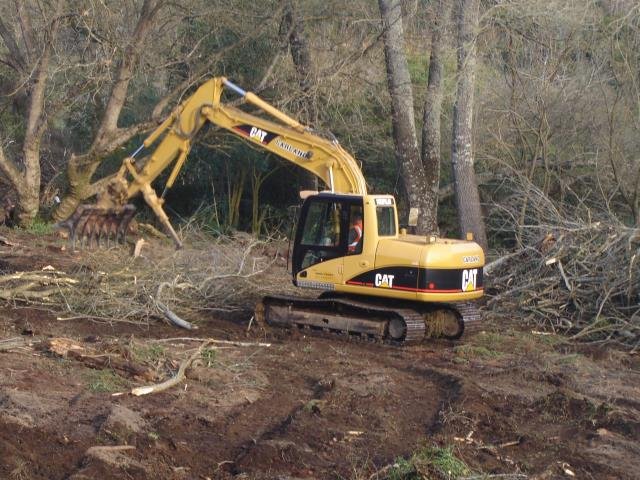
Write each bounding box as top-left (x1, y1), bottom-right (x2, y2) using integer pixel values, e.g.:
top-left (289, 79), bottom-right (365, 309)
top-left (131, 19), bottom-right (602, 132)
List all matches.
top-left (451, 0), bottom-right (487, 249)
top-left (53, 0), bottom-right (167, 222)
top-left (421, 0), bottom-right (452, 234)
top-left (280, 0), bottom-right (317, 190)
top-left (378, 0), bottom-right (434, 234)
top-left (0, 1), bottom-right (63, 226)
top-left (281, 0), bottom-right (316, 125)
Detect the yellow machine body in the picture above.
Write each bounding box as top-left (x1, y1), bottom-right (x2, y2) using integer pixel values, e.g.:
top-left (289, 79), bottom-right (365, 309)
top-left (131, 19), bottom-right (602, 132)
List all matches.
top-left (292, 193), bottom-right (484, 305)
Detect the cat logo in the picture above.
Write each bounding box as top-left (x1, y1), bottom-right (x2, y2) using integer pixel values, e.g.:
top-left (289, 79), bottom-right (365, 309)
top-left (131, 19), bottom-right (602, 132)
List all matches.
top-left (249, 126), bottom-right (268, 143)
top-left (461, 269), bottom-right (478, 292)
top-left (374, 273), bottom-right (395, 288)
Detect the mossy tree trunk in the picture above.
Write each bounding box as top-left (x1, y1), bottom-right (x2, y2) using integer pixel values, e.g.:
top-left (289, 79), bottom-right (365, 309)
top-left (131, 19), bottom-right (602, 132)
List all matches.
top-left (451, 0), bottom-right (488, 250)
top-left (379, 0), bottom-right (435, 234)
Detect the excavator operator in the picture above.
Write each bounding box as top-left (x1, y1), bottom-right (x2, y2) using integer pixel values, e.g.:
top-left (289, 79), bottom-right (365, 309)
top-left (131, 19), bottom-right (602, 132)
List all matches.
top-left (348, 210), bottom-right (363, 254)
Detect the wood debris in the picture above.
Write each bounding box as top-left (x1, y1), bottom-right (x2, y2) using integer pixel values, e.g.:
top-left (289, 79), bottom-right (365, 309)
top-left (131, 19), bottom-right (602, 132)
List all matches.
top-left (487, 181), bottom-right (640, 348)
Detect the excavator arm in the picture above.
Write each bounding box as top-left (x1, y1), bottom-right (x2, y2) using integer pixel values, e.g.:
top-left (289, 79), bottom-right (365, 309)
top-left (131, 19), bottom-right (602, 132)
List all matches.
top-left (59, 77), bottom-right (368, 248)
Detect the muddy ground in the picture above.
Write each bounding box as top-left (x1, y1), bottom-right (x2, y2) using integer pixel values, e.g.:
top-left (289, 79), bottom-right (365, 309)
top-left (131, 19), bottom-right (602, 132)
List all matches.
top-left (1, 229), bottom-right (639, 480)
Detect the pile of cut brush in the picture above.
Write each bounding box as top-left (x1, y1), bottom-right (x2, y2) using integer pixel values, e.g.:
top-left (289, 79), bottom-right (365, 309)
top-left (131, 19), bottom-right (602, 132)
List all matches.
top-left (485, 180), bottom-right (640, 349)
top-left (0, 230), bottom-right (295, 329)
top-left (60, 232), bottom-right (296, 328)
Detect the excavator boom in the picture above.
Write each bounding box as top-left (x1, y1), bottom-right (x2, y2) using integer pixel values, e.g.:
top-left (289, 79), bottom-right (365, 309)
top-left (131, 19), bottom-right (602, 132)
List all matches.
top-left (56, 77), bottom-right (367, 249)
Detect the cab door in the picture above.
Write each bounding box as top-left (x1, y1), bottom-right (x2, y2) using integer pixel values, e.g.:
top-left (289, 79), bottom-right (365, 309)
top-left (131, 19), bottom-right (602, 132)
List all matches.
top-left (341, 200), bottom-right (377, 287)
top-left (292, 197), bottom-right (347, 286)
top-left (292, 195), bottom-right (370, 288)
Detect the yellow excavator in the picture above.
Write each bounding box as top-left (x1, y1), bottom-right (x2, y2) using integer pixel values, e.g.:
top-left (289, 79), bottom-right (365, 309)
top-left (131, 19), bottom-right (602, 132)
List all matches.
top-left (57, 77), bottom-right (484, 344)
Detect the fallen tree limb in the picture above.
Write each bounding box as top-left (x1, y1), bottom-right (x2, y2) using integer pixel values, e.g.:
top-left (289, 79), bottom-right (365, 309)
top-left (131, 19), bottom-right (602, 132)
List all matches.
top-left (68, 351), bottom-right (156, 381)
top-left (0, 336), bottom-right (36, 351)
top-left (148, 337), bottom-right (271, 347)
top-left (155, 298), bottom-right (197, 330)
top-left (484, 248), bottom-right (530, 276)
top-left (131, 339), bottom-right (214, 396)
top-left (86, 445), bottom-right (136, 453)
top-left (39, 337), bottom-right (156, 380)
top-left (0, 235), bottom-right (18, 247)
top-left (153, 282), bottom-right (196, 330)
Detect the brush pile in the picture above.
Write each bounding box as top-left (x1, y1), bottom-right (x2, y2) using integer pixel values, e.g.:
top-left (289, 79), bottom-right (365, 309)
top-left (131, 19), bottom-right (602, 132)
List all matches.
top-left (60, 232), bottom-right (294, 326)
top-left (0, 230), bottom-right (294, 328)
top-left (486, 179), bottom-right (640, 349)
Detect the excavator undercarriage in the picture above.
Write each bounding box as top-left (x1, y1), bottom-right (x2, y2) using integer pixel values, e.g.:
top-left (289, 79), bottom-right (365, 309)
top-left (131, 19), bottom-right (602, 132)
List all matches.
top-left (255, 293), bottom-right (481, 345)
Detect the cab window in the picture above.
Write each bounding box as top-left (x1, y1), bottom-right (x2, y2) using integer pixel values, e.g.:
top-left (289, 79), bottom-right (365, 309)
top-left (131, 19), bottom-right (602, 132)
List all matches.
top-left (301, 202), bottom-right (341, 247)
top-left (377, 206), bottom-right (396, 236)
top-left (292, 196), bottom-right (364, 275)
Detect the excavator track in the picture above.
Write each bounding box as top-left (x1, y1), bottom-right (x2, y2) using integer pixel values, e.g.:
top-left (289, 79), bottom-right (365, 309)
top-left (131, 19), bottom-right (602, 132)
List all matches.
top-left (256, 296), bottom-right (425, 345)
top-left (255, 294), bottom-right (481, 346)
top-left (453, 301), bottom-right (482, 336)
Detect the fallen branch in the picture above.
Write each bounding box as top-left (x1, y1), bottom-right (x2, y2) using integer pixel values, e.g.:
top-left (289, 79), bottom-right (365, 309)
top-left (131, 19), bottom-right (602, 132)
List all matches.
top-left (69, 351), bottom-right (156, 381)
top-left (40, 337), bottom-right (156, 380)
top-left (154, 282), bottom-right (196, 330)
top-left (131, 339), bottom-right (214, 396)
top-left (0, 235), bottom-right (18, 247)
top-left (148, 337), bottom-right (271, 347)
top-left (0, 270), bottom-right (77, 301)
top-left (0, 336), bottom-right (35, 351)
top-left (86, 445), bottom-right (136, 454)
top-left (484, 248), bottom-right (530, 276)
top-left (155, 298), bottom-right (197, 330)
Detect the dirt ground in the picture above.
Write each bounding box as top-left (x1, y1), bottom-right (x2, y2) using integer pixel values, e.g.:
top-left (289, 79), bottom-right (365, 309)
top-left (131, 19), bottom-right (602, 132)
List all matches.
top-left (1, 229), bottom-right (639, 480)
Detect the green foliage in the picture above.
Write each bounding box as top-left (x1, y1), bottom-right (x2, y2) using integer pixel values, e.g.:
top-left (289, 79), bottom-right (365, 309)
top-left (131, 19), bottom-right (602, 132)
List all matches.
top-left (85, 369), bottom-right (129, 393)
top-left (408, 55), bottom-right (429, 85)
top-left (25, 218), bottom-right (53, 235)
top-left (388, 457), bottom-right (416, 480)
top-left (387, 445), bottom-right (470, 480)
top-left (414, 445), bottom-right (470, 478)
top-left (132, 344), bottom-right (166, 364)
top-left (201, 348), bottom-right (217, 368)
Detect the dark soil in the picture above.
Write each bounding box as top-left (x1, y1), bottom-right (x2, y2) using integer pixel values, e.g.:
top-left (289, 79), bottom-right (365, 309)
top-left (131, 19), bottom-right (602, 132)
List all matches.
top-left (1, 229), bottom-right (639, 479)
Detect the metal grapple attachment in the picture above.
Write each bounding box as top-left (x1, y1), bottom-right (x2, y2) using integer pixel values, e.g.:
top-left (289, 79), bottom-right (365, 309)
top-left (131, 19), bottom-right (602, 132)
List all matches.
top-left (55, 204), bottom-right (137, 250)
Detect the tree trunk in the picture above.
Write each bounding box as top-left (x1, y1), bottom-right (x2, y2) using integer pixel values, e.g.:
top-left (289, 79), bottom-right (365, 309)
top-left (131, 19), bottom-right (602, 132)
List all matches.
top-left (451, 0), bottom-right (487, 250)
top-left (421, 0), bottom-right (452, 234)
top-left (379, 0), bottom-right (433, 235)
top-left (0, 1), bottom-right (61, 226)
top-left (53, 0), bottom-right (164, 222)
top-left (281, 0), bottom-right (317, 191)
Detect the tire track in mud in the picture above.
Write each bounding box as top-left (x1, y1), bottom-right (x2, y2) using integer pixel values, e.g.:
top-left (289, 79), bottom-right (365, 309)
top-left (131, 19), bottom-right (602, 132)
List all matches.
top-left (227, 337), bottom-right (461, 477)
top-left (403, 365), bottom-right (464, 436)
top-left (229, 377), bottom-right (336, 474)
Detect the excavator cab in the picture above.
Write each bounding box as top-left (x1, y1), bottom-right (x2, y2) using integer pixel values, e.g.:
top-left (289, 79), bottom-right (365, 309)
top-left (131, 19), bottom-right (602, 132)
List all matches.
top-left (292, 193), bottom-right (364, 278)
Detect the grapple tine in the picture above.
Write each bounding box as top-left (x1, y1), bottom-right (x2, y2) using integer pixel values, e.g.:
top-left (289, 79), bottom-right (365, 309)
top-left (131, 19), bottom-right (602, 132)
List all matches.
top-left (74, 209), bottom-right (93, 250)
top-left (105, 214), bottom-right (114, 248)
top-left (79, 208), bottom-right (102, 249)
top-left (56, 204), bottom-right (137, 250)
top-left (83, 216), bottom-right (96, 248)
top-left (117, 205), bottom-right (137, 244)
top-left (95, 215), bottom-right (106, 248)
top-left (109, 212), bottom-right (120, 247)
